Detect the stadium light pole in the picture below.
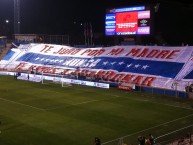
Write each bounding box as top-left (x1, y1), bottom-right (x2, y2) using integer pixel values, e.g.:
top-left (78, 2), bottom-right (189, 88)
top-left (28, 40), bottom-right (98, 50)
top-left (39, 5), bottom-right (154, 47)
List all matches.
top-left (14, 0), bottom-right (20, 34)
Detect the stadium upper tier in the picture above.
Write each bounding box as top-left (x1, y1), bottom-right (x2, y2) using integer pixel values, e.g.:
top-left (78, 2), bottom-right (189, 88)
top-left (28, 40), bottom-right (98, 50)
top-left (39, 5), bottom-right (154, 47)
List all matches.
top-left (0, 43), bottom-right (193, 91)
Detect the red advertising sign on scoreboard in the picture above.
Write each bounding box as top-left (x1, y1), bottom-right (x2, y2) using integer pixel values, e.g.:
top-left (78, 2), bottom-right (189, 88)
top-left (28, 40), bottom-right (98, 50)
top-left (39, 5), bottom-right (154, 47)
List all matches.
top-left (116, 12), bottom-right (138, 33)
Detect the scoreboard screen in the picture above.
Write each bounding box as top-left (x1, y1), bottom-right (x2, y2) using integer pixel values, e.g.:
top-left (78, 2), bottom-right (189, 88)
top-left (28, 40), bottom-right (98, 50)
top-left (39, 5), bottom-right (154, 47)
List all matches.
top-left (105, 6), bottom-right (151, 36)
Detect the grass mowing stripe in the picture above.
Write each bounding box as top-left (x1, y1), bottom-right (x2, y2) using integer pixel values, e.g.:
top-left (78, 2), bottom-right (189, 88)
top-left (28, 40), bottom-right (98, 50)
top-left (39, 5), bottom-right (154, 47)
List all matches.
top-left (119, 95), bottom-right (193, 111)
top-left (57, 86), bottom-right (193, 112)
top-left (144, 99), bottom-right (193, 111)
top-left (101, 113), bottom-right (193, 145)
top-left (0, 97), bottom-right (45, 111)
top-left (1, 82), bottom-right (191, 112)
top-left (31, 83), bottom-right (193, 111)
top-left (0, 93), bottom-right (120, 112)
top-left (0, 76), bottom-right (193, 145)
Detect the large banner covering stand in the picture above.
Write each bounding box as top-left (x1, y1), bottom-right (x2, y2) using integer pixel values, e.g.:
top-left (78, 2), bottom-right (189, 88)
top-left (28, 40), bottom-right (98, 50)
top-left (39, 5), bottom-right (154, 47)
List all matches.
top-left (0, 43), bottom-right (193, 91)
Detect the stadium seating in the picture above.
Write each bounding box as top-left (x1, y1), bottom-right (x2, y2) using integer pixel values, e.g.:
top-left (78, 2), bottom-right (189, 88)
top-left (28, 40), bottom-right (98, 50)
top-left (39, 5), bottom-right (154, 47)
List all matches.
top-left (0, 43), bottom-right (193, 93)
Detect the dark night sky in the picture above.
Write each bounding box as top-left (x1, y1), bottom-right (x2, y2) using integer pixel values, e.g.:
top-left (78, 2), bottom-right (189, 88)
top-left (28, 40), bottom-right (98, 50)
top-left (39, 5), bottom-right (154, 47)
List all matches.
top-left (0, 0), bottom-right (193, 45)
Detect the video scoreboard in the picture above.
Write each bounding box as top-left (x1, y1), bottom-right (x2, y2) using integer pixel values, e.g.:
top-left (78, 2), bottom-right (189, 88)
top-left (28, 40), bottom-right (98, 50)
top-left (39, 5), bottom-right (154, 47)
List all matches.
top-left (105, 6), bottom-right (151, 36)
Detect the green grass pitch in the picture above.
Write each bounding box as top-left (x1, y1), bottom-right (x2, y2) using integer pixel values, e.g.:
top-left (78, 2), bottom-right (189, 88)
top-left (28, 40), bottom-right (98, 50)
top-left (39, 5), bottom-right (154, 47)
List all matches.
top-left (0, 76), bottom-right (193, 145)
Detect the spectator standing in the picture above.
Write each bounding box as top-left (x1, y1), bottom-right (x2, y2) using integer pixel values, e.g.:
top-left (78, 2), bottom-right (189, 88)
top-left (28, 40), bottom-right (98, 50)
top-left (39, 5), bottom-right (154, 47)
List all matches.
top-left (94, 137), bottom-right (101, 145)
top-left (149, 134), bottom-right (155, 145)
top-left (138, 136), bottom-right (146, 145)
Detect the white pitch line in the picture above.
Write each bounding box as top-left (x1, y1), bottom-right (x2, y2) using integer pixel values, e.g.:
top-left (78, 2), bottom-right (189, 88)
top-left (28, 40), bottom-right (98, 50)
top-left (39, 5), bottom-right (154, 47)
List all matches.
top-left (0, 89), bottom-right (119, 112)
top-left (45, 95), bottom-right (120, 111)
top-left (71, 100), bottom-right (99, 105)
top-left (129, 92), bottom-right (193, 111)
top-left (0, 97), bottom-right (45, 111)
top-left (110, 94), bottom-right (193, 111)
top-left (45, 99), bottom-right (98, 111)
top-left (149, 101), bottom-right (193, 111)
top-left (101, 113), bottom-right (193, 145)
top-left (82, 94), bottom-right (193, 111)
top-left (155, 124), bottom-right (193, 140)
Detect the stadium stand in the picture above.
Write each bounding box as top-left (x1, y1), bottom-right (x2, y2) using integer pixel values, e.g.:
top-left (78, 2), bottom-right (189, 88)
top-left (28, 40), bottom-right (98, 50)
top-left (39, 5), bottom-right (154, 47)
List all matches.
top-left (0, 43), bottom-right (193, 98)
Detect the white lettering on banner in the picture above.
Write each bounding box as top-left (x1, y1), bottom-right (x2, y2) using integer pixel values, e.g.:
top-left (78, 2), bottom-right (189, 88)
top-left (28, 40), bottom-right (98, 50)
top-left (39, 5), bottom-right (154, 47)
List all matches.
top-left (68, 59), bottom-right (82, 67)
top-left (63, 58), bottom-right (83, 66)
top-left (88, 59), bottom-right (102, 68)
top-left (63, 58), bottom-right (92, 67)
top-left (75, 59), bottom-right (88, 67)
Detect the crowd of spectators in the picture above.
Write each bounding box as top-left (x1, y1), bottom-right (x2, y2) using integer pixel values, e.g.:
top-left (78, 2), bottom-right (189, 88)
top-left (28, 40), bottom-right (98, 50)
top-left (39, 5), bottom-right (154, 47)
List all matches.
top-left (137, 134), bottom-right (155, 145)
top-left (120, 134), bottom-right (155, 145)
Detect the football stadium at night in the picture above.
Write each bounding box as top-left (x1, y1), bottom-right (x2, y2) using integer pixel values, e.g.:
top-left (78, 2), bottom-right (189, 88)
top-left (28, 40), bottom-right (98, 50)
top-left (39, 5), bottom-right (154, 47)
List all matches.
top-left (0, 0), bottom-right (193, 145)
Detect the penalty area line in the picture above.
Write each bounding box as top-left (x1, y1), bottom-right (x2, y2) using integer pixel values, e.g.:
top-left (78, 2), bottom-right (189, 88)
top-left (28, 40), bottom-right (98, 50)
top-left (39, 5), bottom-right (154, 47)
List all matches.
top-left (44, 99), bottom-right (99, 111)
top-left (45, 95), bottom-right (120, 111)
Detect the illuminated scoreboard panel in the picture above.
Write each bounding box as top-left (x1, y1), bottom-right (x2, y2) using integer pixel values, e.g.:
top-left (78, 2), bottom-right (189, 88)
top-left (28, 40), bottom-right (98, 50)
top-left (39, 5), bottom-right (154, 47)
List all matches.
top-left (105, 6), bottom-right (151, 35)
